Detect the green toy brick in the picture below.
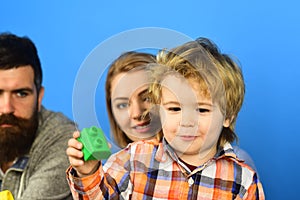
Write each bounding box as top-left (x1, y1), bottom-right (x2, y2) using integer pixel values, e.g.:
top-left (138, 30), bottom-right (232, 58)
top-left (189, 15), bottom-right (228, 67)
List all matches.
top-left (77, 126), bottom-right (111, 161)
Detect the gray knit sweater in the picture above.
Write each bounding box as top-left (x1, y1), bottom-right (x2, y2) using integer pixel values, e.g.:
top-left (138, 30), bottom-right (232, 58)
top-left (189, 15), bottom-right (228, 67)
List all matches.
top-left (0, 106), bottom-right (76, 200)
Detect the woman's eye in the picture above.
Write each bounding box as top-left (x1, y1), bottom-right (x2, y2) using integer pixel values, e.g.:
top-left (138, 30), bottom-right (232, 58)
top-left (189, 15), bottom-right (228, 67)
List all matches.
top-left (140, 93), bottom-right (151, 102)
top-left (116, 103), bottom-right (129, 109)
top-left (142, 96), bottom-right (150, 102)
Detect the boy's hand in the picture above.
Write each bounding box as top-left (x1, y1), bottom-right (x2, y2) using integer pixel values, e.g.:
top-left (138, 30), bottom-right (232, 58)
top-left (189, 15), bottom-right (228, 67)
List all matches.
top-left (66, 131), bottom-right (99, 177)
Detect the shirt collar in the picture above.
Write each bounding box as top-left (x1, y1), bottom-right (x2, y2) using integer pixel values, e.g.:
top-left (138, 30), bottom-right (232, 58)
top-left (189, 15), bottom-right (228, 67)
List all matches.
top-left (155, 138), bottom-right (241, 173)
top-left (10, 156), bottom-right (29, 171)
top-left (214, 142), bottom-right (243, 162)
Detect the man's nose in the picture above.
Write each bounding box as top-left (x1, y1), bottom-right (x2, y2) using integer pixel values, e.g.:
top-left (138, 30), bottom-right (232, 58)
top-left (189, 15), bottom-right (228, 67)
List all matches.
top-left (0, 94), bottom-right (15, 114)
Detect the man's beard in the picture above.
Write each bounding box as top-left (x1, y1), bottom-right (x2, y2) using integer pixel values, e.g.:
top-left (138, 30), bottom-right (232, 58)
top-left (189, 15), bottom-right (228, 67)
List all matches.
top-left (0, 110), bottom-right (39, 163)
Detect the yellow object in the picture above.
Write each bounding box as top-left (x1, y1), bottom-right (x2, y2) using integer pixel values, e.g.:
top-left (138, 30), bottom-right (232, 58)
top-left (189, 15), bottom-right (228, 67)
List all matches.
top-left (0, 190), bottom-right (14, 200)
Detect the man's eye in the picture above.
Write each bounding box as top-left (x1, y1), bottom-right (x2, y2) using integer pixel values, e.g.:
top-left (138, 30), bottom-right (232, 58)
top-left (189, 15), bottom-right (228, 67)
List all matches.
top-left (116, 103), bottom-right (129, 109)
top-left (197, 108), bottom-right (210, 113)
top-left (168, 107), bottom-right (181, 112)
top-left (17, 91), bottom-right (29, 97)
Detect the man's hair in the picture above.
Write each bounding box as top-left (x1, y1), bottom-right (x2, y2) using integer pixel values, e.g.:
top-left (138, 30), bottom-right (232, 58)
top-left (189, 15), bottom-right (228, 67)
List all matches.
top-left (0, 32), bottom-right (42, 92)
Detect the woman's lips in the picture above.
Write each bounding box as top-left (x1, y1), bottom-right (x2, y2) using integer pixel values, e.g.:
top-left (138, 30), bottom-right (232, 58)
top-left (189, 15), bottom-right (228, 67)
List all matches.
top-left (132, 120), bottom-right (152, 133)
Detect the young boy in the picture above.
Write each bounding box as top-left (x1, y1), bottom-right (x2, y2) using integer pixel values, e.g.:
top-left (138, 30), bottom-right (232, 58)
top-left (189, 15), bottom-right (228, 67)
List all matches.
top-left (66, 38), bottom-right (265, 199)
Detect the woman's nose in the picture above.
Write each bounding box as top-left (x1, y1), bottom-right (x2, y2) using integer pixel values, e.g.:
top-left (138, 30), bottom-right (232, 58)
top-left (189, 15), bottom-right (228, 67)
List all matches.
top-left (129, 100), bottom-right (147, 120)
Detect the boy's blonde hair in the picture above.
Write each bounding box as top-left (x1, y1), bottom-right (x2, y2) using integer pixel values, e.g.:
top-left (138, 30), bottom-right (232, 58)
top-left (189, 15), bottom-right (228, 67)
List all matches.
top-left (149, 38), bottom-right (245, 147)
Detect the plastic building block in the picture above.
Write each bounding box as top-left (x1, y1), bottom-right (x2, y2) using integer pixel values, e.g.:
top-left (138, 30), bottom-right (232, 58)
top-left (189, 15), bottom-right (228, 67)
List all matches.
top-left (77, 126), bottom-right (111, 161)
top-left (0, 190), bottom-right (14, 200)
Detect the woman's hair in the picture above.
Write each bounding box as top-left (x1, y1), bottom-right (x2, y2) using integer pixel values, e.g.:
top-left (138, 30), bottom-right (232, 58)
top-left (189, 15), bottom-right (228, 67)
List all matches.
top-left (105, 51), bottom-right (158, 148)
top-left (149, 38), bottom-right (245, 147)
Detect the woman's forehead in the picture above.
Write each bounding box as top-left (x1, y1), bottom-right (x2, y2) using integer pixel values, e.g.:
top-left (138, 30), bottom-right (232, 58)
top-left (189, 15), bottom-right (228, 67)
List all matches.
top-left (111, 70), bottom-right (151, 98)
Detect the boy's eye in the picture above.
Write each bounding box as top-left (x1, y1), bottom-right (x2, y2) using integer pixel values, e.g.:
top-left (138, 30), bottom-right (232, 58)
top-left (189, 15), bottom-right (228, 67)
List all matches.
top-left (168, 107), bottom-right (181, 112)
top-left (197, 108), bottom-right (210, 113)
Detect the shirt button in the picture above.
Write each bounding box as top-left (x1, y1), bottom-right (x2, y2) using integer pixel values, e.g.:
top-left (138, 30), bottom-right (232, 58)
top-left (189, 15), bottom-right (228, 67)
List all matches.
top-left (188, 178), bottom-right (194, 186)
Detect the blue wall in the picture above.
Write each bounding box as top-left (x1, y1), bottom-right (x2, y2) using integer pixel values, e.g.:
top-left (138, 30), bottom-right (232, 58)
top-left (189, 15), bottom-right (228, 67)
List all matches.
top-left (1, 1), bottom-right (300, 199)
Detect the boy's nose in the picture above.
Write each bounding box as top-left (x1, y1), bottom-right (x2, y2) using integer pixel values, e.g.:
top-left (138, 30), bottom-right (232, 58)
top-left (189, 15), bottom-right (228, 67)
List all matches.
top-left (180, 120), bottom-right (195, 127)
top-left (180, 111), bottom-right (196, 127)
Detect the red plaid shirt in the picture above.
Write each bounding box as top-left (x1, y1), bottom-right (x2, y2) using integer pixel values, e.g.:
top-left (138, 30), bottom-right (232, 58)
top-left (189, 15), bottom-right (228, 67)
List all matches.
top-left (67, 139), bottom-right (265, 199)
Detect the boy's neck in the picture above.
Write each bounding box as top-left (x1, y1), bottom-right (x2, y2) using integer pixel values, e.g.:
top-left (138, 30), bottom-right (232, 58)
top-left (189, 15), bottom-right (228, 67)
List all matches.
top-left (178, 157), bottom-right (197, 171)
top-left (178, 147), bottom-right (217, 167)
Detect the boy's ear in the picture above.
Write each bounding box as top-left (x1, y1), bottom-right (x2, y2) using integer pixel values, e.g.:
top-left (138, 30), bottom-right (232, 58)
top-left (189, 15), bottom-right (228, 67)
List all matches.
top-left (223, 116), bottom-right (235, 127)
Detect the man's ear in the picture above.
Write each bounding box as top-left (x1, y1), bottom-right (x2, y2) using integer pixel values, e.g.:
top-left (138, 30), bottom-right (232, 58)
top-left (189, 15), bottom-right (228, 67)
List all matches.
top-left (37, 86), bottom-right (45, 111)
top-left (223, 115), bottom-right (235, 127)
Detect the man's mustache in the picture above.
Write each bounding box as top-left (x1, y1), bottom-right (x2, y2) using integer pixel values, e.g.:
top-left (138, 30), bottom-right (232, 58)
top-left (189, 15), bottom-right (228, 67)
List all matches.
top-left (0, 113), bottom-right (26, 126)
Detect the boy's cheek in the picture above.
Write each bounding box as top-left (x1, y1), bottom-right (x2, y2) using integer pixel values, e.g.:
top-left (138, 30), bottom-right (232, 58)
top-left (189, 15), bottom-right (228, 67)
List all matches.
top-left (162, 124), bottom-right (178, 138)
top-left (159, 108), bottom-right (167, 127)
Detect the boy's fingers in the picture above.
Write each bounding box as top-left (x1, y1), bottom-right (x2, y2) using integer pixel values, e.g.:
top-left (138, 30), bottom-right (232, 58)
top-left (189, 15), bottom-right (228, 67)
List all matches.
top-left (69, 157), bottom-right (84, 167)
top-left (66, 146), bottom-right (83, 158)
top-left (73, 131), bottom-right (80, 138)
top-left (68, 138), bottom-right (82, 149)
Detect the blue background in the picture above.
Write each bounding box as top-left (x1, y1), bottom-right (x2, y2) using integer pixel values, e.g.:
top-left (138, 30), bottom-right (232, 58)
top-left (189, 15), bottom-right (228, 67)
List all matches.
top-left (1, 1), bottom-right (299, 199)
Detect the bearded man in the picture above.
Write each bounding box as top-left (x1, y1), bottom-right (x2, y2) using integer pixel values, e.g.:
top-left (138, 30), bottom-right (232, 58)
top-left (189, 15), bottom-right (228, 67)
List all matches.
top-left (0, 33), bottom-right (76, 200)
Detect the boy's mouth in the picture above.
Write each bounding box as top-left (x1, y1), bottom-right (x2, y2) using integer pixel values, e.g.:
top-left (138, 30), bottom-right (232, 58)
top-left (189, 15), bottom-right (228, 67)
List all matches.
top-left (178, 135), bottom-right (199, 141)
